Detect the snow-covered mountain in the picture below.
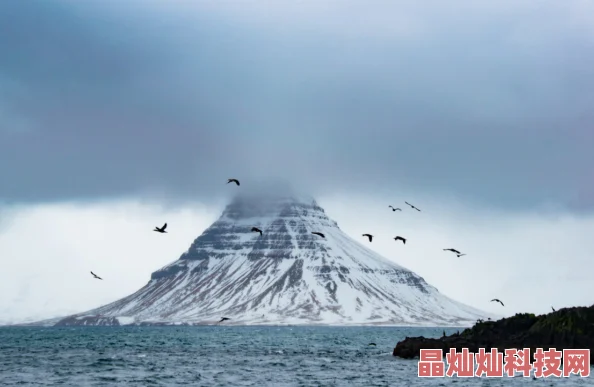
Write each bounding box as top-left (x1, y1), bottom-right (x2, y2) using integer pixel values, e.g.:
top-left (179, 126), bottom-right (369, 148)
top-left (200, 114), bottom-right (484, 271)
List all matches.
top-left (38, 189), bottom-right (494, 327)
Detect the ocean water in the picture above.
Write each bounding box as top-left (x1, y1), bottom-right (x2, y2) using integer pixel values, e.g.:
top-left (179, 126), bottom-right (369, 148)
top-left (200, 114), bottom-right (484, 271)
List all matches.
top-left (0, 326), bottom-right (591, 386)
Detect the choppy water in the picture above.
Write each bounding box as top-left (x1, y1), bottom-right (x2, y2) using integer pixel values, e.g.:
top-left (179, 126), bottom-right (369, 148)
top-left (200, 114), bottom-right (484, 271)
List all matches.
top-left (0, 326), bottom-right (591, 386)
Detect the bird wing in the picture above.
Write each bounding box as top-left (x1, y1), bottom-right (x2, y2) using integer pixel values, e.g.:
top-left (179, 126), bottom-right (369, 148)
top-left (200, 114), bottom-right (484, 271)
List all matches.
top-left (162, 223), bottom-right (167, 230)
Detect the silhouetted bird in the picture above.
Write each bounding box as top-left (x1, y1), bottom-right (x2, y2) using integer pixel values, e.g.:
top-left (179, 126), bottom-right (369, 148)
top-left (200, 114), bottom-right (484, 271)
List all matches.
top-left (405, 201), bottom-right (421, 211)
top-left (491, 299), bottom-right (504, 306)
top-left (251, 227), bottom-right (263, 236)
top-left (389, 205), bottom-right (402, 211)
top-left (551, 306), bottom-right (556, 312)
top-left (218, 317), bottom-right (230, 323)
top-left (312, 232), bottom-right (325, 238)
top-left (443, 248), bottom-right (461, 254)
top-left (90, 271), bottom-right (102, 280)
top-left (368, 343), bottom-right (377, 346)
top-left (362, 234), bottom-right (373, 242)
top-left (394, 236), bottom-right (406, 244)
top-left (154, 223), bottom-right (167, 233)
top-left (227, 178), bottom-right (240, 186)
top-left (443, 330), bottom-right (446, 337)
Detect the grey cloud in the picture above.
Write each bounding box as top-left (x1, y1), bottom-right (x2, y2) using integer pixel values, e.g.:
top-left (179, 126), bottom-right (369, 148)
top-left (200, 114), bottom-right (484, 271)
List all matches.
top-left (1, 0), bottom-right (593, 211)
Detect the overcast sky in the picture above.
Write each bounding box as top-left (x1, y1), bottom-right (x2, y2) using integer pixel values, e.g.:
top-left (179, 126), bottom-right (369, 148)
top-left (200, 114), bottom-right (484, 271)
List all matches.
top-left (1, 0), bottom-right (593, 324)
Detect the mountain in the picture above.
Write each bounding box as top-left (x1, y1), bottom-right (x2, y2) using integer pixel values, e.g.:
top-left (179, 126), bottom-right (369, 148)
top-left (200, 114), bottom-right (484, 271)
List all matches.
top-left (36, 189), bottom-right (495, 327)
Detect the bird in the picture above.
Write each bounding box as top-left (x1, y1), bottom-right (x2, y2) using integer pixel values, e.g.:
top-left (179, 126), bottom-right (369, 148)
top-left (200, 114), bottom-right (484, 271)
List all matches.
top-left (154, 223), bottom-right (167, 233)
top-left (362, 234), bottom-right (373, 242)
top-left (405, 201), bottom-right (421, 211)
top-left (311, 232), bottom-right (325, 238)
top-left (394, 236), bottom-right (406, 244)
top-left (227, 178), bottom-right (240, 186)
top-left (388, 205), bottom-right (402, 211)
top-left (551, 306), bottom-right (556, 312)
top-left (443, 248), bottom-right (461, 254)
top-left (251, 227), bottom-right (263, 236)
top-left (90, 271), bottom-right (102, 280)
top-left (368, 343), bottom-right (377, 346)
top-left (218, 317), bottom-right (230, 323)
top-left (491, 299), bottom-right (504, 306)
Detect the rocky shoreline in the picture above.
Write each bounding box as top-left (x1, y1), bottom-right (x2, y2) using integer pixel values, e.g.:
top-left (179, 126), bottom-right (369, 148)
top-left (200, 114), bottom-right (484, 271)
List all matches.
top-left (393, 305), bottom-right (594, 365)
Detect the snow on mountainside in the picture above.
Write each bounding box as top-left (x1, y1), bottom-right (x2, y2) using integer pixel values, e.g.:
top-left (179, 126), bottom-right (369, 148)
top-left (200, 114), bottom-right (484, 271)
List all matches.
top-left (42, 189), bottom-right (495, 327)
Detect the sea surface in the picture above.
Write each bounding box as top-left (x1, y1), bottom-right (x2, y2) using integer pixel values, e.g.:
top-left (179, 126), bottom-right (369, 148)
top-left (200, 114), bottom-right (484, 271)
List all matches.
top-left (0, 326), bottom-right (591, 386)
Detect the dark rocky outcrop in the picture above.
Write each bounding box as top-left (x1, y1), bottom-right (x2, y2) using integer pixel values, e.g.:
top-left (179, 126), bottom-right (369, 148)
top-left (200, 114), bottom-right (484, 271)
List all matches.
top-left (393, 304), bottom-right (594, 365)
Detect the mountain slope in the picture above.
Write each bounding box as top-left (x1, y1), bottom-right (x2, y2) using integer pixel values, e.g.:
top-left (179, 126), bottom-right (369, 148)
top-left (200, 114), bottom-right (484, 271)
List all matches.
top-left (47, 191), bottom-right (495, 327)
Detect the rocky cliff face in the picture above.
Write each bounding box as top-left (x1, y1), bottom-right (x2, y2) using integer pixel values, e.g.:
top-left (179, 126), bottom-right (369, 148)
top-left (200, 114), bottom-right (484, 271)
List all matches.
top-left (393, 305), bottom-right (594, 365)
top-left (50, 191), bottom-right (493, 326)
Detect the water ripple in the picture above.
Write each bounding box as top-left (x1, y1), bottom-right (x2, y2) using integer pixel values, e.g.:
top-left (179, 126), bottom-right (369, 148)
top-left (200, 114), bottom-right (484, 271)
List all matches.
top-left (0, 326), bottom-right (590, 386)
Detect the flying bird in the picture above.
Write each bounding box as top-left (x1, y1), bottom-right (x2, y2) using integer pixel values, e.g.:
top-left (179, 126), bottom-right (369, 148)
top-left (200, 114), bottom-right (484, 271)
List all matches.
top-left (251, 227), bottom-right (263, 236)
top-left (90, 271), bottom-right (102, 280)
top-left (405, 201), bottom-right (421, 211)
top-left (311, 232), bottom-right (325, 238)
top-left (443, 248), bottom-right (461, 254)
top-left (491, 299), bottom-right (504, 306)
top-left (388, 205), bottom-right (402, 211)
top-left (394, 236), bottom-right (406, 244)
top-left (368, 343), bottom-right (377, 346)
top-left (154, 223), bottom-right (167, 233)
top-left (218, 317), bottom-right (230, 323)
top-left (227, 178), bottom-right (240, 186)
top-left (362, 234), bottom-right (373, 242)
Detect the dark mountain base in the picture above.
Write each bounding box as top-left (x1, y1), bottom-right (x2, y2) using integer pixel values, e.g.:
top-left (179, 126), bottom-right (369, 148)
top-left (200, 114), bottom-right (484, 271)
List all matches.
top-left (393, 305), bottom-right (594, 365)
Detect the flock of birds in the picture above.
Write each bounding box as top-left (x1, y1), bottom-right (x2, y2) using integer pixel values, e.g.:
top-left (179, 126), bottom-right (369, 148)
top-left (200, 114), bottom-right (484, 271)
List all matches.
top-left (89, 177), bottom-right (507, 319)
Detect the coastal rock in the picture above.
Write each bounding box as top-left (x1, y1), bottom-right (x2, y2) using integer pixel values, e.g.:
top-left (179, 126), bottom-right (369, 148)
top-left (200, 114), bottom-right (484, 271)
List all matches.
top-left (393, 305), bottom-right (594, 365)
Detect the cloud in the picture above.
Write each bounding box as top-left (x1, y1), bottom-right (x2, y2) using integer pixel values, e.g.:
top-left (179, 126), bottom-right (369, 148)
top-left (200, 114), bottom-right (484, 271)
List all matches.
top-left (0, 193), bottom-right (592, 324)
top-left (1, 0), bottom-right (593, 211)
top-left (320, 192), bottom-right (594, 317)
top-left (0, 199), bottom-right (219, 324)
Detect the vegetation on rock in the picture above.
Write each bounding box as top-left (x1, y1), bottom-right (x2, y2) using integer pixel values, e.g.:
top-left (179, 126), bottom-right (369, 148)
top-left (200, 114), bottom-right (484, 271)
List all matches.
top-left (393, 305), bottom-right (594, 365)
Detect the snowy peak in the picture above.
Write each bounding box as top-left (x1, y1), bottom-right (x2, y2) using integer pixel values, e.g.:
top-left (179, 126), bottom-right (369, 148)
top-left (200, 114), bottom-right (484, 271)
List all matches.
top-left (49, 190), bottom-right (496, 327)
top-left (171, 193), bottom-right (337, 266)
